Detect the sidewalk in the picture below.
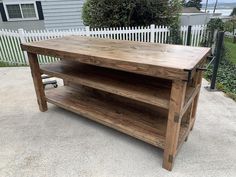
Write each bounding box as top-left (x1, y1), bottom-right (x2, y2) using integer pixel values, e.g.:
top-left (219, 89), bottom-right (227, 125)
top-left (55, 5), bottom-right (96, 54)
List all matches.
top-left (0, 67), bottom-right (236, 177)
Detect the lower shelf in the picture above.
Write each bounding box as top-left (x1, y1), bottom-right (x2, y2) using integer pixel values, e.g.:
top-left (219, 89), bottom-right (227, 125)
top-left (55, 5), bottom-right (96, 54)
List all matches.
top-left (45, 86), bottom-right (188, 149)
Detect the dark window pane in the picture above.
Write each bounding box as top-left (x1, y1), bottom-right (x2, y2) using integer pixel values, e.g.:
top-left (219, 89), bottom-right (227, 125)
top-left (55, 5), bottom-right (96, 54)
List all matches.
top-left (6, 4), bottom-right (22, 19)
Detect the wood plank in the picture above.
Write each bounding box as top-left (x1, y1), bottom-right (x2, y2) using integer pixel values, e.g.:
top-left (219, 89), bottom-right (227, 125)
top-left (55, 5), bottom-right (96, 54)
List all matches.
top-left (190, 69), bottom-right (204, 130)
top-left (45, 86), bottom-right (168, 148)
top-left (28, 52), bottom-right (48, 112)
top-left (41, 61), bottom-right (172, 109)
top-left (21, 36), bottom-right (211, 80)
top-left (163, 80), bottom-right (187, 171)
top-left (41, 61), bottom-right (196, 110)
top-left (45, 86), bottom-right (189, 150)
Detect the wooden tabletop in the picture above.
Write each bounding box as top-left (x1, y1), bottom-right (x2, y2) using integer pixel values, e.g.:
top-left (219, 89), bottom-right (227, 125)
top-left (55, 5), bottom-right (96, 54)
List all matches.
top-left (21, 36), bottom-right (211, 81)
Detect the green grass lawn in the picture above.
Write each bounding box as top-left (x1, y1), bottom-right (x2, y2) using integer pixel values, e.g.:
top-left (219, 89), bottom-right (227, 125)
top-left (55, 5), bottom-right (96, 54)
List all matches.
top-left (0, 61), bottom-right (27, 67)
top-left (224, 37), bottom-right (236, 64)
top-left (0, 61), bottom-right (9, 67)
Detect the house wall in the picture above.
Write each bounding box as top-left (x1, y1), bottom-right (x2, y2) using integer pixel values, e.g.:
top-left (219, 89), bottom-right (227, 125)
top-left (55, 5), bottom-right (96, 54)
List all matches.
top-left (41, 0), bottom-right (85, 30)
top-left (0, 0), bottom-right (85, 30)
top-left (0, 0), bottom-right (45, 31)
top-left (180, 13), bottom-right (211, 26)
top-left (0, 13), bottom-right (45, 30)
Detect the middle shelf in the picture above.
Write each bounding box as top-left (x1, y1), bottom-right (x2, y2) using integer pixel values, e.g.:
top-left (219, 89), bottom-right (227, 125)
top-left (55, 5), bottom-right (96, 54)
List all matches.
top-left (40, 61), bottom-right (196, 110)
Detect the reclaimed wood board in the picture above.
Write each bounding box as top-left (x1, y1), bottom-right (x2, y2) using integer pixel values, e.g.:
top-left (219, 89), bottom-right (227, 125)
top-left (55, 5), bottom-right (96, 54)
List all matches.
top-left (41, 61), bottom-right (196, 110)
top-left (45, 86), bottom-right (188, 149)
top-left (21, 36), bottom-right (211, 80)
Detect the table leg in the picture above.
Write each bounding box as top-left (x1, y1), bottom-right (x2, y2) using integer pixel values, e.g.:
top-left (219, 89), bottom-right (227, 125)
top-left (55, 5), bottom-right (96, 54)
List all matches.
top-left (163, 80), bottom-right (187, 171)
top-left (28, 52), bottom-right (48, 112)
top-left (183, 103), bottom-right (194, 142)
top-left (190, 70), bottom-right (203, 131)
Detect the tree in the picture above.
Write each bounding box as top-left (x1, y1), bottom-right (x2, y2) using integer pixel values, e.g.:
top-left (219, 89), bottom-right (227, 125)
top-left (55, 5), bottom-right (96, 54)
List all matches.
top-left (213, 0), bottom-right (218, 14)
top-left (183, 0), bottom-right (202, 10)
top-left (82, 0), bottom-right (181, 28)
top-left (230, 7), bottom-right (236, 16)
top-left (205, 0), bottom-right (208, 12)
top-left (201, 18), bottom-right (224, 47)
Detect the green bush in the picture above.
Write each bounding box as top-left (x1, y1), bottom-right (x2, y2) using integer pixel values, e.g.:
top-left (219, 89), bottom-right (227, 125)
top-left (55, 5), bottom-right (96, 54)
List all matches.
top-left (202, 19), bottom-right (235, 101)
top-left (201, 18), bottom-right (224, 47)
top-left (168, 21), bottom-right (183, 44)
top-left (207, 18), bottom-right (224, 31)
top-left (82, 0), bottom-right (181, 28)
top-left (230, 7), bottom-right (236, 16)
top-left (224, 20), bottom-right (235, 33)
top-left (205, 48), bottom-right (236, 101)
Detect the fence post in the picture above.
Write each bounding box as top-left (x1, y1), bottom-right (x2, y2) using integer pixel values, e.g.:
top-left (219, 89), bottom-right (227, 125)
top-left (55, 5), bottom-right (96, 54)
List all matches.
top-left (85, 26), bottom-right (90, 37)
top-left (186, 25), bottom-right (192, 46)
top-left (150, 24), bottom-right (155, 43)
top-left (210, 31), bottom-right (224, 90)
top-left (18, 28), bottom-right (29, 65)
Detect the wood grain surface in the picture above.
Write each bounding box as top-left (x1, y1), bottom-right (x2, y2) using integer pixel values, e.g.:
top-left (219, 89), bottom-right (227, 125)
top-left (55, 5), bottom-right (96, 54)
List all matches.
top-left (21, 36), bottom-right (211, 80)
top-left (40, 61), bottom-right (196, 110)
top-left (28, 52), bottom-right (48, 112)
top-left (45, 86), bottom-right (188, 149)
top-left (41, 61), bottom-right (171, 108)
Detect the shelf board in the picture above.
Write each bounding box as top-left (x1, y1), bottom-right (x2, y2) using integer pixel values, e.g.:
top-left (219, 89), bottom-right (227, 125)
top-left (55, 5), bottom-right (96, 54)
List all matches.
top-left (45, 86), bottom-right (188, 149)
top-left (41, 61), bottom-right (172, 109)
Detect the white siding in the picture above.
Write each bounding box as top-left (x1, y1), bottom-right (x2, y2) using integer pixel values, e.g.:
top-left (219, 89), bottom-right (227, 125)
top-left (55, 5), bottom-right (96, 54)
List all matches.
top-left (42, 0), bottom-right (85, 30)
top-left (180, 13), bottom-right (211, 26)
top-left (0, 0), bottom-right (45, 30)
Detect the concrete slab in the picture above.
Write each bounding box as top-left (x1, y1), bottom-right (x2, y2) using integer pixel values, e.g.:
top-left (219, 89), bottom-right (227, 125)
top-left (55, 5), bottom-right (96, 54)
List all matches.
top-left (0, 67), bottom-right (236, 177)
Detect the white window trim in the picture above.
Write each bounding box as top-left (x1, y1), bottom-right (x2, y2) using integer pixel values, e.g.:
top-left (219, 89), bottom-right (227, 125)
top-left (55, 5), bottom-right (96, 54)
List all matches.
top-left (3, 1), bottom-right (39, 21)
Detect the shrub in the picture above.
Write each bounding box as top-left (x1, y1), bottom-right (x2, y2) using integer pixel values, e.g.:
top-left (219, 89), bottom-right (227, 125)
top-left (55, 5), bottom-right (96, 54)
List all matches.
top-left (168, 21), bottom-right (183, 44)
top-left (82, 0), bottom-right (181, 28)
top-left (201, 18), bottom-right (224, 49)
top-left (205, 44), bottom-right (236, 101)
top-left (202, 19), bottom-right (235, 101)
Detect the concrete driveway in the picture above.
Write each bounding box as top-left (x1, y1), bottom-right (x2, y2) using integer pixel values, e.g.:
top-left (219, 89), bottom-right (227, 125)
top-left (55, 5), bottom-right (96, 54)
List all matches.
top-left (0, 67), bottom-right (236, 177)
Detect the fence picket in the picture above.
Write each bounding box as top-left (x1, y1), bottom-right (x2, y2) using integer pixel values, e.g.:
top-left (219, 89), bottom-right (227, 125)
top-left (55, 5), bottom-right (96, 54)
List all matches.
top-left (194, 26), bottom-right (198, 46)
top-left (3, 29), bottom-right (16, 64)
top-left (11, 35), bottom-right (21, 64)
top-left (0, 31), bottom-right (8, 63)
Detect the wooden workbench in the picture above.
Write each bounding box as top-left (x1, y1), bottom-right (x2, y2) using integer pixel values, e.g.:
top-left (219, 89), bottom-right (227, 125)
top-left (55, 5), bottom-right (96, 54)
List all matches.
top-left (21, 36), bottom-right (211, 171)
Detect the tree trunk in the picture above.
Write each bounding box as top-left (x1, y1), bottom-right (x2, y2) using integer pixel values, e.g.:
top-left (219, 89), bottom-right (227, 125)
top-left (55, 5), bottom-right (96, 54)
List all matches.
top-left (213, 0), bottom-right (218, 14)
top-left (205, 0), bottom-right (209, 12)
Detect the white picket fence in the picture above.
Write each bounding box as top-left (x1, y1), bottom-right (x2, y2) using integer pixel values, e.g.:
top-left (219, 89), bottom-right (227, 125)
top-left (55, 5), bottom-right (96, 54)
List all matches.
top-left (0, 24), bottom-right (207, 65)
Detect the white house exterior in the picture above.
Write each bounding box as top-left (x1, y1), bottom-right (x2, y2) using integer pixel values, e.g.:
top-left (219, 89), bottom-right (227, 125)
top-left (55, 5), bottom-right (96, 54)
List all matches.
top-left (42, 0), bottom-right (84, 29)
top-left (1, 2), bottom-right (226, 30)
top-left (0, 0), bottom-right (85, 30)
top-left (180, 13), bottom-right (210, 26)
top-left (180, 7), bottom-right (223, 26)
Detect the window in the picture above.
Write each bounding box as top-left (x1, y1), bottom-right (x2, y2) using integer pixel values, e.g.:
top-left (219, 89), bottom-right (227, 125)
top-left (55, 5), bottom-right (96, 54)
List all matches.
top-left (6, 4), bottom-right (22, 19)
top-left (21, 4), bottom-right (37, 18)
top-left (4, 2), bottom-right (38, 21)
